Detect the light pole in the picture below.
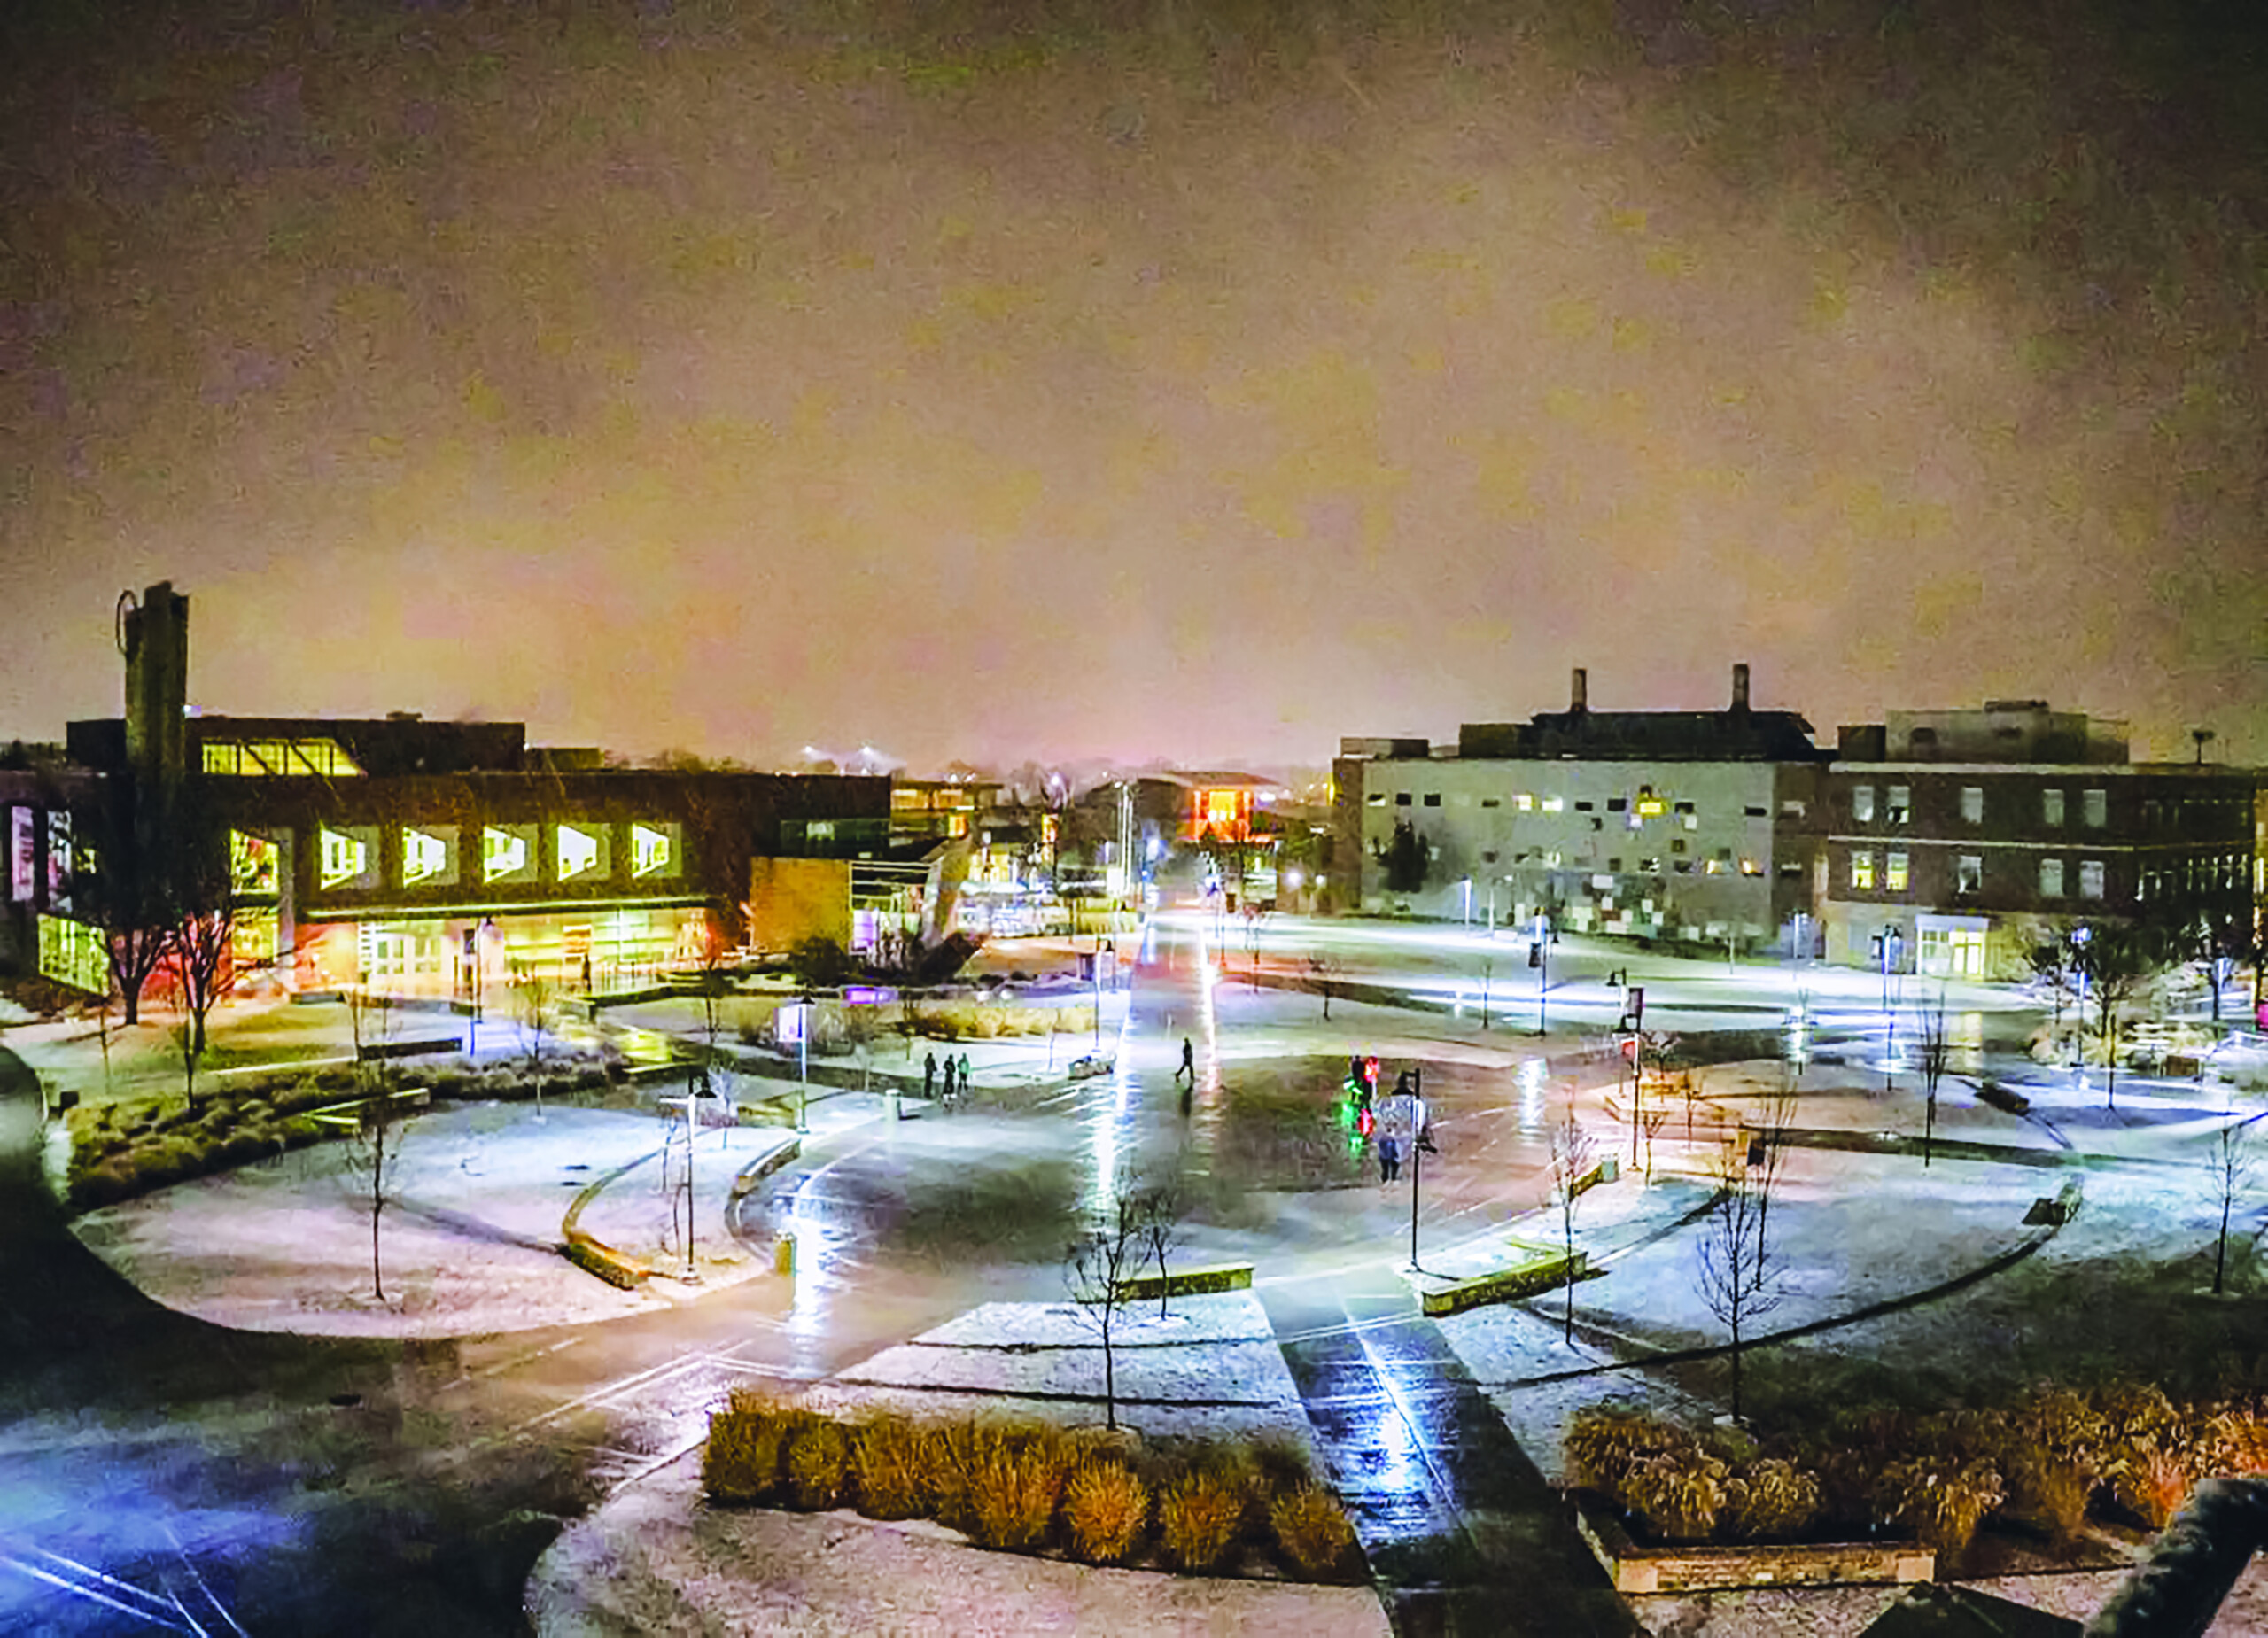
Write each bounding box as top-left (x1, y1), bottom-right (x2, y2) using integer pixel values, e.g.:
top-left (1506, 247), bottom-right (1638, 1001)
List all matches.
top-left (1460, 877), bottom-right (1472, 928)
top-left (1408, 1067), bottom-right (1425, 1270)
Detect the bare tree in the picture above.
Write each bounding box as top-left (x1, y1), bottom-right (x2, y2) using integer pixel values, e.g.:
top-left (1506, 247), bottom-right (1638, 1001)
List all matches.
top-left (168, 904), bottom-right (235, 1109)
top-left (346, 987), bottom-right (414, 1304)
top-left (1697, 1138), bottom-right (1786, 1425)
top-left (1915, 988), bottom-right (1953, 1168)
top-left (841, 1000), bottom-right (884, 1094)
top-left (515, 976), bottom-right (557, 1120)
top-left (1135, 1184), bottom-right (1186, 1321)
top-left (1545, 1114), bottom-right (1597, 1342)
top-left (1305, 953), bottom-right (1348, 1021)
top-left (1063, 1189), bottom-right (1150, 1431)
top-left (2210, 1116), bottom-right (2258, 1297)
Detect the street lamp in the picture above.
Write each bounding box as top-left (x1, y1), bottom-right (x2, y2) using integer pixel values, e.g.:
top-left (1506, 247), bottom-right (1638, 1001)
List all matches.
top-left (1460, 877), bottom-right (1472, 928)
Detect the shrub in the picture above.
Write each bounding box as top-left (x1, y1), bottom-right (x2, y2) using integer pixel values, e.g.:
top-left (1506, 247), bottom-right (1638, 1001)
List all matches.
top-left (787, 1418), bottom-right (850, 1510)
top-left (2203, 1407), bottom-right (2268, 1476)
top-left (968, 1436), bottom-right (1069, 1551)
top-left (1620, 1448), bottom-right (1730, 1542)
top-left (850, 1416), bottom-right (929, 1520)
top-left (1062, 1461), bottom-right (1151, 1564)
top-left (925, 1421), bottom-right (1006, 1535)
top-left (1270, 1485), bottom-right (1360, 1580)
top-left (2091, 1382), bottom-right (2179, 1445)
top-left (1159, 1468), bottom-right (1247, 1572)
top-left (1873, 1456), bottom-right (2004, 1564)
top-left (705, 1391), bottom-right (795, 1503)
top-left (1247, 1432), bottom-right (1315, 1502)
top-left (2008, 1456), bottom-right (2095, 1544)
top-left (2109, 1433), bottom-right (2198, 1530)
top-left (1564, 1406), bottom-right (1695, 1499)
top-left (1721, 1459), bottom-right (1822, 1541)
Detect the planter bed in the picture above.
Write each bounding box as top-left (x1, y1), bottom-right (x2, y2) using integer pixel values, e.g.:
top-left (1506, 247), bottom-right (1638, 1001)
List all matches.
top-left (1572, 1490), bottom-right (1932, 1595)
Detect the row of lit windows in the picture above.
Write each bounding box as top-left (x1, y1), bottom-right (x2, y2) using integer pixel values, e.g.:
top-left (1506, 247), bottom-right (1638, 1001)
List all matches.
top-left (1369, 789), bottom-right (1784, 827)
top-left (202, 739), bottom-right (364, 777)
top-left (231, 822), bottom-right (682, 897)
top-left (1852, 784), bottom-right (2109, 828)
top-left (1851, 849), bottom-right (2109, 900)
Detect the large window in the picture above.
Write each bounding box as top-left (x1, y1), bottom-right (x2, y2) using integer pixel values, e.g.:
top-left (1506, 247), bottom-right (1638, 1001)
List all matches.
top-left (2079, 859), bottom-right (2106, 899)
top-left (401, 827), bottom-right (458, 888)
top-left (1851, 850), bottom-right (1876, 890)
top-left (1955, 856), bottom-right (1983, 896)
top-left (2039, 858), bottom-right (2065, 898)
top-left (201, 738), bottom-right (364, 777)
top-left (555, 823), bottom-right (611, 882)
top-left (1852, 786), bottom-right (1876, 823)
top-left (631, 822), bottom-right (681, 880)
top-left (318, 826), bottom-right (381, 891)
top-left (485, 825), bottom-right (539, 885)
top-left (1960, 787), bottom-right (1984, 824)
top-left (1887, 786), bottom-right (1911, 825)
top-left (2042, 788), bottom-right (2066, 827)
top-left (2082, 788), bottom-right (2108, 828)
top-left (1885, 852), bottom-right (1909, 892)
top-left (230, 829), bottom-right (279, 896)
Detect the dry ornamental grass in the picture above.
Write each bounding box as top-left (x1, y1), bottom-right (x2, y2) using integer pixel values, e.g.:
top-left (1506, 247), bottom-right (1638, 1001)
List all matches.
top-left (1061, 1462), bottom-right (1151, 1564)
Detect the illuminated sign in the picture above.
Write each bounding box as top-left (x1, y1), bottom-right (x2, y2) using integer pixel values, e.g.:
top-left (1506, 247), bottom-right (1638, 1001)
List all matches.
top-left (402, 827), bottom-right (455, 887)
top-left (631, 823), bottom-right (678, 879)
top-left (231, 830), bottom-right (280, 896)
top-left (9, 808), bottom-right (30, 903)
top-left (37, 914), bottom-right (106, 996)
top-left (45, 811), bottom-right (72, 913)
top-left (319, 827), bottom-right (369, 889)
top-left (555, 824), bottom-right (609, 881)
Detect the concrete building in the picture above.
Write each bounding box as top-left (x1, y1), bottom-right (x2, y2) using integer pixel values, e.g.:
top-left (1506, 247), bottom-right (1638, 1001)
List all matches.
top-left (1821, 702), bottom-right (2256, 980)
top-left (1332, 667), bottom-right (1831, 953)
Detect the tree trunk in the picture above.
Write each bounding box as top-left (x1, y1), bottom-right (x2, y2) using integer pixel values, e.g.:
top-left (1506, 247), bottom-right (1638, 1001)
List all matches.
top-left (2216, 1191), bottom-right (2233, 1295)
top-left (1729, 1313), bottom-right (1744, 1424)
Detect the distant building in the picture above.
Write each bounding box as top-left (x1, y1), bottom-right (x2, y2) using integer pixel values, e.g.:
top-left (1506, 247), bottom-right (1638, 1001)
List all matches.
top-left (1822, 703), bottom-right (2256, 980)
top-left (5, 582), bottom-right (889, 1001)
top-left (1332, 666), bottom-right (1831, 953)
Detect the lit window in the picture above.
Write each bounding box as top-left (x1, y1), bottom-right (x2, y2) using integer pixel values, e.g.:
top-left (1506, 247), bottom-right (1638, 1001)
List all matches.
top-left (1739, 858), bottom-right (1762, 876)
top-left (1513, 794), bottom-right (1534, 811)
top-left (402, 827), bottom-right (455, 887)
top-left (1542, 796), bottom-right (1564, 813)
top-left (2042, 788), bottom-right (2065, 827)
top-left (320, 827), bottom-right (369, 889)
top-left (202, 743), bottom-right (241, 774)
top-left (1851, 850), bottom-right (1876, 890)
top-left (556, 824), bottom-right (606, 881)
top-left (2082, 788), bottom-right (2108, 828)
top-left (2079, 859), bottom-right (2105, 898)
top-left (632, 823), bottom-right (680, 879)
top-left (1885, 852), bottom-right (1908, 891)
top-left (2039, 858), bottom-right (2065, 897)
top-left (1852, 786), bottom-right (1876, 823)
top-left (1781, 800), bottom-right (1807, 819)
top-left (484, 827), bottom-right (531, 882)
top-left (1961, 787), bottom-right (1984, 824)
top-left (1635, 790), bottom-right (1666, 818)
top-left (1956, 856), bottom-right (1983, 895)
top-left (1887, 786), bottom-right (1911, 824)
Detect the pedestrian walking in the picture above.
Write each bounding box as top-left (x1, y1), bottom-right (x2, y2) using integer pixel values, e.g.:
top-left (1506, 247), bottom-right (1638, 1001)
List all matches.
top-left (924, 1052), bottom-right (937, 1100)
top-left (1177, 1037), bottom-right (1195, 1083)
top-left (1378, 1131), bottom-right (1402, 1184)
top-left (942, 1054), bottom-right (958, 1105)
top-left (958, 1052), bottom-right (972, 1095)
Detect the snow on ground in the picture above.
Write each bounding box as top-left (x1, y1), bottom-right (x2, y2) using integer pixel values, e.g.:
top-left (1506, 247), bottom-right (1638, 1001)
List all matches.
top-left (803, 1292), bottom-right (1316, 1451)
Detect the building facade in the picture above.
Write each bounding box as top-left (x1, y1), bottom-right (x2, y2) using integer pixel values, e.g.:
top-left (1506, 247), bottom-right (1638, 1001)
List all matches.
top-left (1333, 667), bottom-right (1830, 952)
top-left (1821, 703), bottom-right (2256, 980)
top-left (27, 583), bottom-right (889, 1001)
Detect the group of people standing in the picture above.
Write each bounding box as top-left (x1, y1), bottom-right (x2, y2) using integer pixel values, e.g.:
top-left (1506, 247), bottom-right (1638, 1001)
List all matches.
top-left (922, 1050), bottom-right (974, 1104)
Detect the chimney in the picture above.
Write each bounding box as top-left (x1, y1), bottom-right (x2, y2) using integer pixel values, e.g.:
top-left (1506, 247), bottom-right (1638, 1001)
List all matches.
top-left (123, 581), bottom-right (190, 792)
top-left (1732, 663), bottom-right (1751, 712)
top-left (1571, 667), bottom-right (1588, 713)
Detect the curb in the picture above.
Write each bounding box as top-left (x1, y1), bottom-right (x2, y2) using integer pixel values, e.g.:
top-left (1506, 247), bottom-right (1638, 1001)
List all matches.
top-left (558, 1148), bottom-right (663, 1289)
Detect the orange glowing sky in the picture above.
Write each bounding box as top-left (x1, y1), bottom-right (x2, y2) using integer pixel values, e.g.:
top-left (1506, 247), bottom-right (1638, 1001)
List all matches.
top-left (5, 1), bottom-right (2264, 768)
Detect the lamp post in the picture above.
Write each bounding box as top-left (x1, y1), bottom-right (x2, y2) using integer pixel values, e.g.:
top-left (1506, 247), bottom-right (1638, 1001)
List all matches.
top-left (1408, 1067), bottom-right (1425, 1270)
top-left (1460, 877), bottom-right (1472, 928)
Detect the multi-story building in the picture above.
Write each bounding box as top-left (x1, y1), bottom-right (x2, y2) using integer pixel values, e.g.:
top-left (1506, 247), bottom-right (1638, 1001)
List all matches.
top-left (1332, 667), bottom-right (1831, 953)
top-left (12, 582), bottom-right (890, 1001)
top-left (1821, 702), bottom-right (2256, 980)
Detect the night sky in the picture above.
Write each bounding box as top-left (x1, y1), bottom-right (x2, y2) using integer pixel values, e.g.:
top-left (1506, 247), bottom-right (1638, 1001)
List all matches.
top-left (4, 1), bottom-right (2264, 769)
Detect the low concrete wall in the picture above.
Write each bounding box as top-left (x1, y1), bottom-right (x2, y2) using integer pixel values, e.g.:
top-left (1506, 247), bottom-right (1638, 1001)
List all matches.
top-left (729, 1137), bottom-right (804, 1201)
top-left (1573, 1493), bottom-right (1932, 1595)
top-left (1120, 1262), bottom-right (1254, 1301)
top-left (1421, 1249), bottom-right (1587, 1317)
top-left (559, 1149), bottom-right (661, 1289)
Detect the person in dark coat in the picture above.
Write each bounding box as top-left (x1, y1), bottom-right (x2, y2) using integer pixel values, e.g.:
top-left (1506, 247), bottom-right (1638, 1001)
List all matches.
top-left (1378, 1131), bottom-right (1402, 1184)
top-left (924, 1052), bottom-right (937, 1099)
top-left (942, 1054), bottom-right (958, 1102)
top-left (1178, 1038), bottom-right (1195, 1083)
